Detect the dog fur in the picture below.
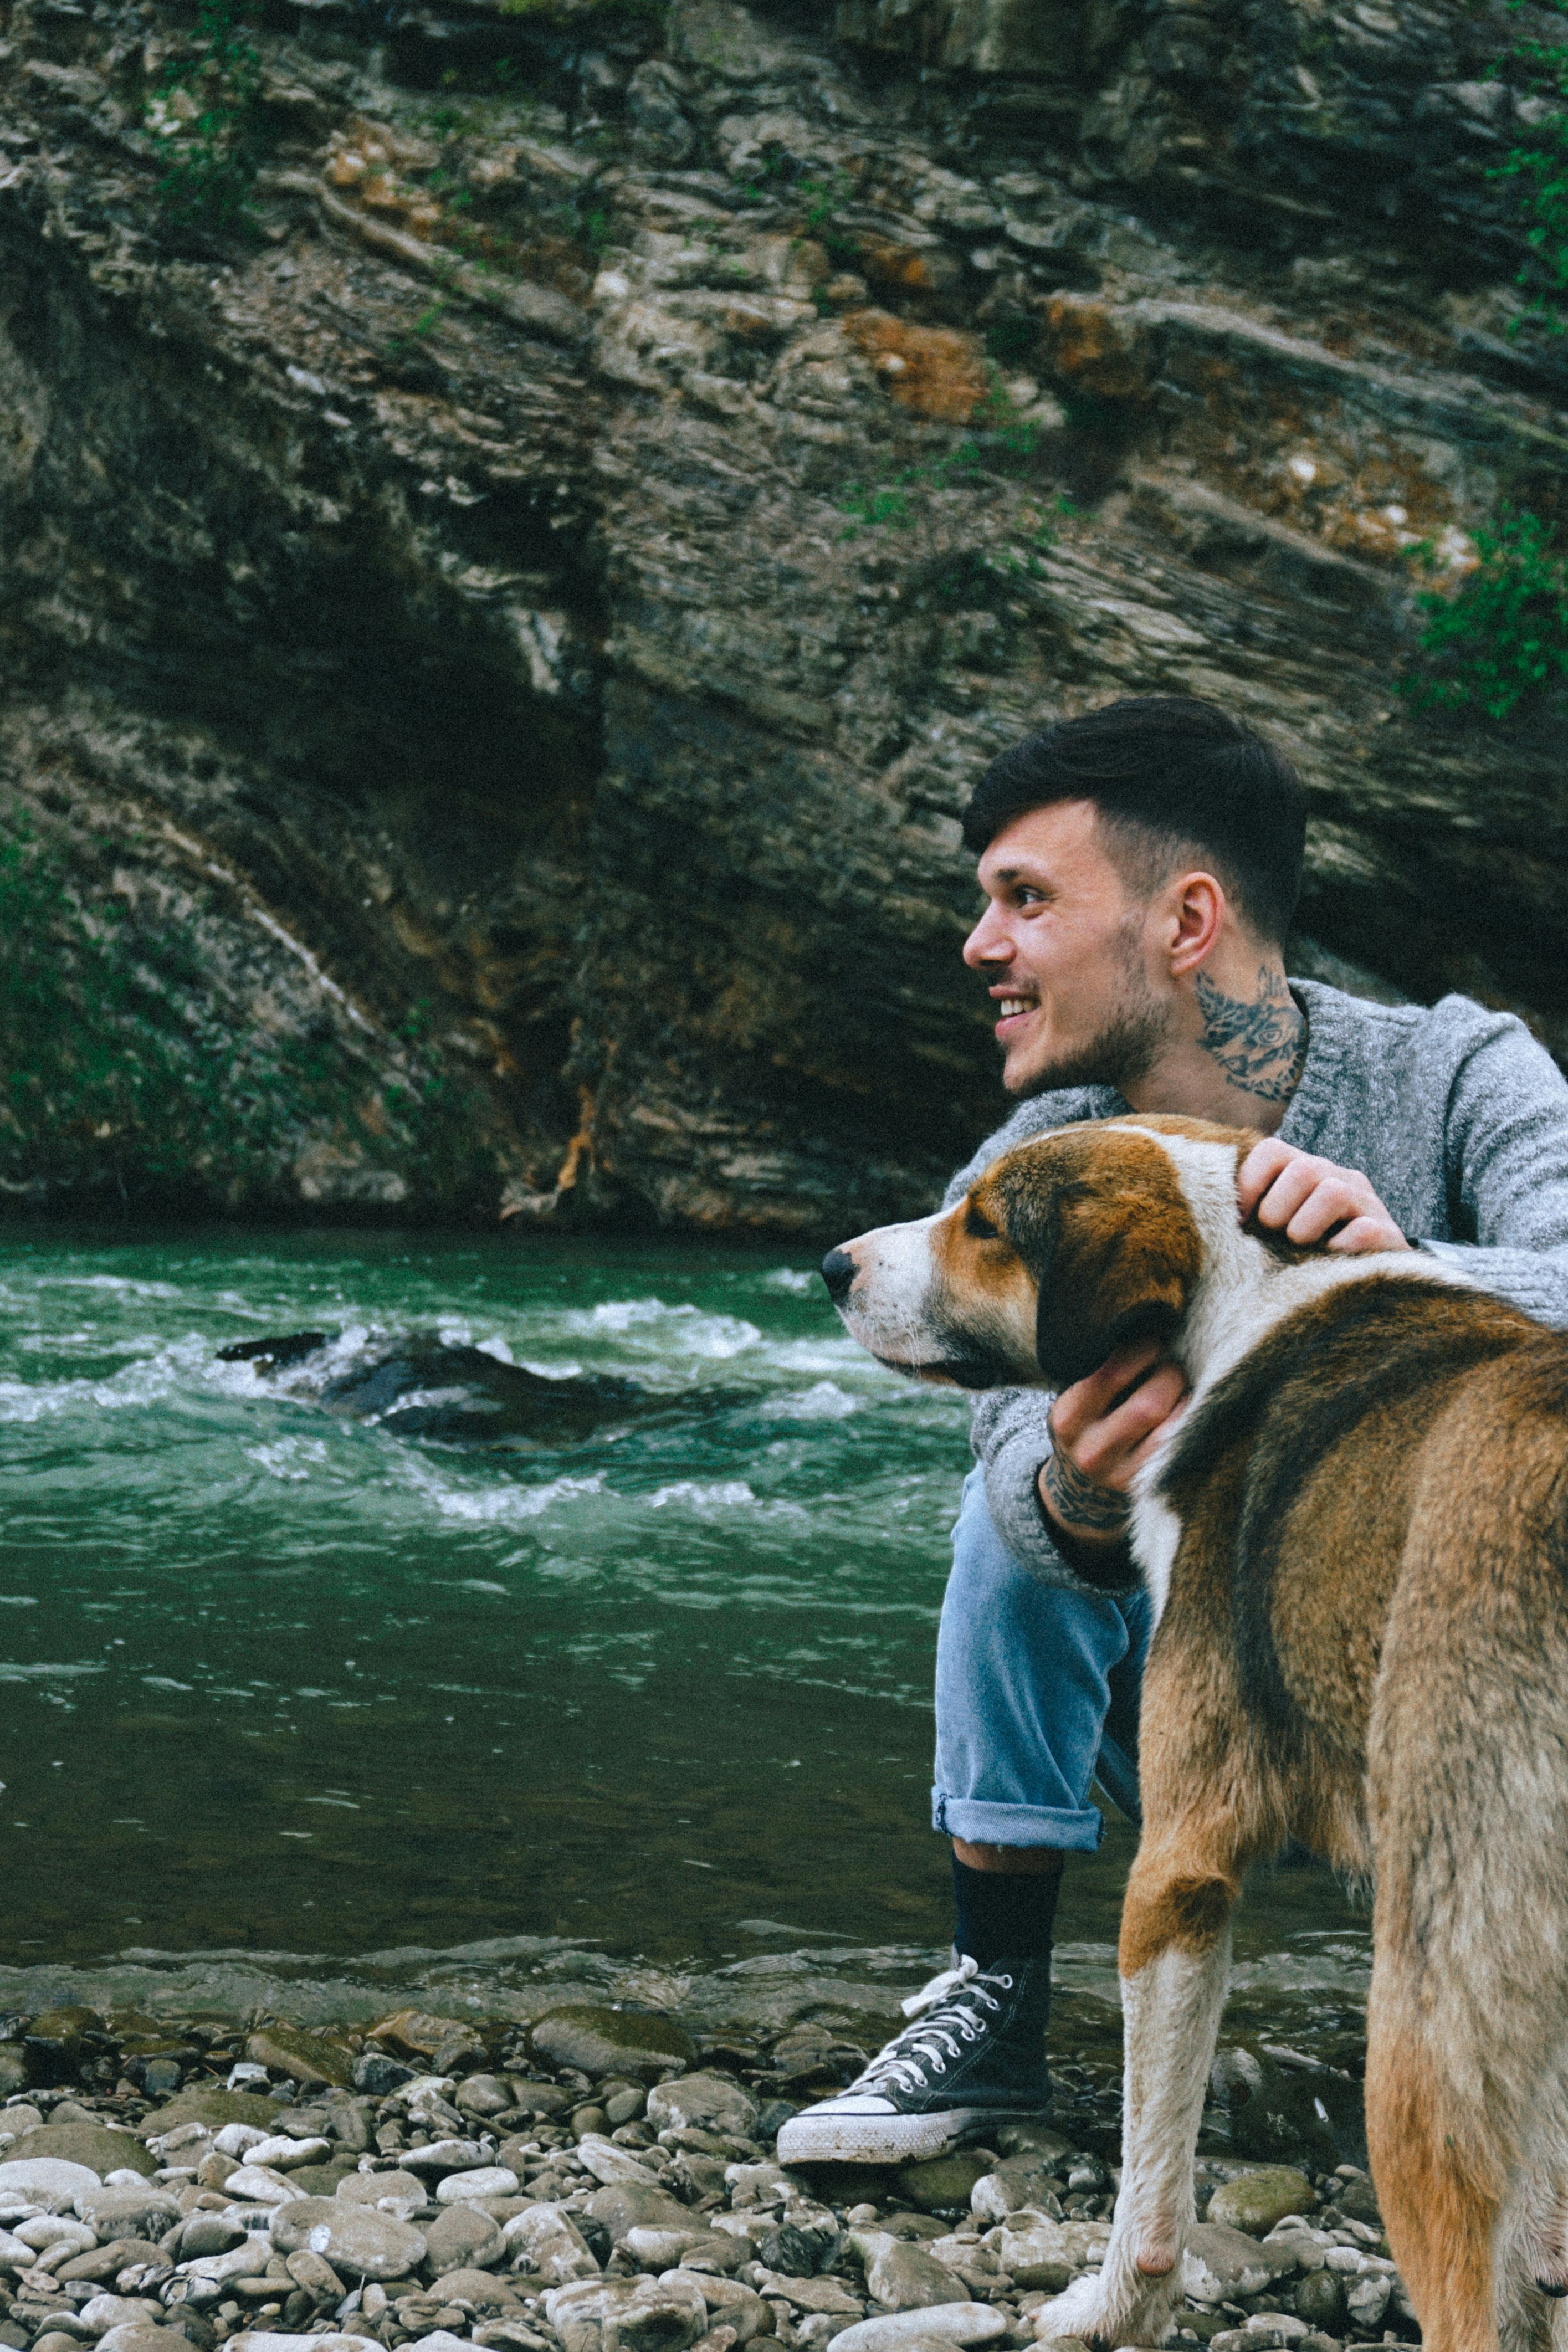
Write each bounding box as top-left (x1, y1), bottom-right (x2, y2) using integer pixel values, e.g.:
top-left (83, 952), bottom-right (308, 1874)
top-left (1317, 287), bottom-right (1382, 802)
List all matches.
top-left (826, 1115), bottom-right (1568, 2352)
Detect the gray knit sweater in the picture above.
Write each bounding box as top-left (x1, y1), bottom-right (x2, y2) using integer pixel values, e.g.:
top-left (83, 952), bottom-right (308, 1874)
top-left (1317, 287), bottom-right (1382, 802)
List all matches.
top-left (946, 978), bottom-right (1568, 1589)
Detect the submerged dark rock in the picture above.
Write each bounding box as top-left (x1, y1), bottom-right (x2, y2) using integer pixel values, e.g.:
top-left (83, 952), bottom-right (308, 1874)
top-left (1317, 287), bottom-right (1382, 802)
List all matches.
top-left (219, 1331), bottom-right (669, 1442)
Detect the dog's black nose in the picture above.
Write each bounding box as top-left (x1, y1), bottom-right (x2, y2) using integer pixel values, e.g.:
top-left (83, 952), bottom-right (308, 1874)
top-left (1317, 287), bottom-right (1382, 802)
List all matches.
top-left (821, 1248), bottom-right (856, 1305)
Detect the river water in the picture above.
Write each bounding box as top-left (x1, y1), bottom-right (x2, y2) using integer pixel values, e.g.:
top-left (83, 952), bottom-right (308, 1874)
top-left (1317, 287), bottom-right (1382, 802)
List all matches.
top-left (0, 1224), bottom-right (1368, 2080)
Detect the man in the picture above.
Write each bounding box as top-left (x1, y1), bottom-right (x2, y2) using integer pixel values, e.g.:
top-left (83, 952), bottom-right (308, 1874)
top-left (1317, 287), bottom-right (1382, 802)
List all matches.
top-left (780, 694), bottom-right (1568, 2166)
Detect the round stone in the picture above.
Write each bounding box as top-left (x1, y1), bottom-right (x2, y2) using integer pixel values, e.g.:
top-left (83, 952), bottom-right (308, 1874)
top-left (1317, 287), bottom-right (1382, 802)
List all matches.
top-left (0, 2156), bottom-right (101, 2199)
top-left (891, 2154), bottom-right (993, 2215)
top-left (527, 2007), bottom-right (695, 2082)
top-left (11, 2125), bottom-right (160, 2182)
top-left (435, 2167), bottom-right (519, 2204)
top-left (335, 2172), bottom-right (428, 2221)
top-left (1293, 2268), bottom-right (1347, 2333)
top-left (271, 2198), bottom-right (428, 2281)
top-left (426, 2204), bottom-right (506, 2277)
top-left (1207, 2170), bottom-right (1318, 2237)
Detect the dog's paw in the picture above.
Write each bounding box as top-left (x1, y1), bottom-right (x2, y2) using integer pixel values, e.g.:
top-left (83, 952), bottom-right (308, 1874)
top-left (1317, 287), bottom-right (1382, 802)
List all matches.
top-left (1032, 2274), bottom-right (1122, 2348)
top-left (1032, 2269), bottom-right (1172, 2350)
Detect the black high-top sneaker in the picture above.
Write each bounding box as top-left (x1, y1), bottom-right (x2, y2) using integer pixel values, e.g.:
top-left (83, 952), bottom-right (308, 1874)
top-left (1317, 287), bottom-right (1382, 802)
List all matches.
top-left (776, 1953), bottom-right (1051, 2164)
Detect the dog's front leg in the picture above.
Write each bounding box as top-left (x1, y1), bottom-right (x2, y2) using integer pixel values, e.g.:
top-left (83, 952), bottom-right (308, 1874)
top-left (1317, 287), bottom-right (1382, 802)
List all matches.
top-left (1035, 1865), bottom-right (1235, 2350)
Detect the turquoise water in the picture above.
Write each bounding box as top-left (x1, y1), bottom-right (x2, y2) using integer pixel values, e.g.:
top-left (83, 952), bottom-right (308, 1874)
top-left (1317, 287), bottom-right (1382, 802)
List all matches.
top-left (0, 1224), bottom-right (1365, 2046)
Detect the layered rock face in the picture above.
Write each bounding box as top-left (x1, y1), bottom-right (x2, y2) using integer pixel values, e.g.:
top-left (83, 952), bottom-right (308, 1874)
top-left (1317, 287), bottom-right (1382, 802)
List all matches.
top-left (1, 0), bottom-right (1564, 1225)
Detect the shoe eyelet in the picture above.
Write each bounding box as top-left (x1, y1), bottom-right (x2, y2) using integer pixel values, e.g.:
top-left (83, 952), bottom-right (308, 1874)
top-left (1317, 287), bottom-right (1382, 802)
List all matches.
top-left (995, 1975), bottom-right (1013, 1989)
top-left (932, 2057), bottom-right (945, 2072)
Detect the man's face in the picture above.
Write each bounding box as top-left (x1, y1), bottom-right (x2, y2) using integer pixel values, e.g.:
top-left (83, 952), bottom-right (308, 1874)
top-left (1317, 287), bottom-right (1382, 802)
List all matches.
top-left (963, 800), bottom-right (1171, 1098)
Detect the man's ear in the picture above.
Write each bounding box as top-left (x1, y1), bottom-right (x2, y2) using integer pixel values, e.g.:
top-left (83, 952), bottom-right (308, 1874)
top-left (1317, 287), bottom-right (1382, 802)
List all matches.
top-left (992, 1132), bottom-right (1202, 1390)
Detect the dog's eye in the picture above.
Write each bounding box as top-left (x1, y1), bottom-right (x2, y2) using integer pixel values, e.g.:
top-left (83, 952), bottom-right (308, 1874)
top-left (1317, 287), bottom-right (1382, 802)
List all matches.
top-left (965, 1205), bottom-right (1000, 1241)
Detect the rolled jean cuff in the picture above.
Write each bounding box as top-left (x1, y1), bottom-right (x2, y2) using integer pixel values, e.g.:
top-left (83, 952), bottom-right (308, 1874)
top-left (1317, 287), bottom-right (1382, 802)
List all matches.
top-left (931, 1787), bottom-right (1105, 1851)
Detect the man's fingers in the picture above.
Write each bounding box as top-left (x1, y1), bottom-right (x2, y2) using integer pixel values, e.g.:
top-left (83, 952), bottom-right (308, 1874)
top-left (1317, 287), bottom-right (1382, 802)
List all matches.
top-left (1241, 1157), bottom-right (1335, 1232)
top-left (1075, 1365), bottom-right (1189, 1482)
top-left (1283, 1176), bottom-right (1368, 1242)
top-left (1236, 1137), bottom-right (1298, 1217)
top-left (1326, 1213), bottom-right (1406, 1254)
top-left (1051, 1338), bottom-right (1163, 1444)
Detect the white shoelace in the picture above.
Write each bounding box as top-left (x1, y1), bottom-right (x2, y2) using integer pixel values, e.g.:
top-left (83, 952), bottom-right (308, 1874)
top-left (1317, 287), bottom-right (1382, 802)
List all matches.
top-left (848, 1954), bottom-right (1011, 2097)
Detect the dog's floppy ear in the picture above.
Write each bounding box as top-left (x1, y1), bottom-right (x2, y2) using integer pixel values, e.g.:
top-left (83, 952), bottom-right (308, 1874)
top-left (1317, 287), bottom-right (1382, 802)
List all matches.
top-left (989, 1130), bottom-right (1203, 1391)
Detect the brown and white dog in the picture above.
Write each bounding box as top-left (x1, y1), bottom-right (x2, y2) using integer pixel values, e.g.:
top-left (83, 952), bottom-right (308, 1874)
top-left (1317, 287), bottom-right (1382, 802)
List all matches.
top-left (823, 1115), bottom-right (1568, 2352)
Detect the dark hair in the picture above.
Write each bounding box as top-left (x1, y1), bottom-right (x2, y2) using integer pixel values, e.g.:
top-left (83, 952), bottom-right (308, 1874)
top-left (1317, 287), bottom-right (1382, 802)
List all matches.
top-left (961, 696), bottom-right (1306, 943)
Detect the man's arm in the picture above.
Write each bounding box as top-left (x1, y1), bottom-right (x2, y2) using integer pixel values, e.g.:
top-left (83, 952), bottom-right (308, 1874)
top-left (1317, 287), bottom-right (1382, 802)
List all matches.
top-left (1417, 1010), bottom-right (1568, 1326)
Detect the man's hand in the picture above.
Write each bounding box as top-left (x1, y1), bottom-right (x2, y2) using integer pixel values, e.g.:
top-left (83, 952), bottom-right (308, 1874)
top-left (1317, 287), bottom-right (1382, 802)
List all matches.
top-left (1237, 1139), bottom-right (1410, 1254)
top-left (1039, 1340), bottom-right (1190, 1549)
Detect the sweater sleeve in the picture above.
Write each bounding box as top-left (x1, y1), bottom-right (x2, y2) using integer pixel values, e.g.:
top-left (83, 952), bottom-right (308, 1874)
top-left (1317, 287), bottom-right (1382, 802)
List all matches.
top-left (969, 1386), bottom-right (1137, 1592)
top-left (1418, 1006), bottom-right (1568, 1328)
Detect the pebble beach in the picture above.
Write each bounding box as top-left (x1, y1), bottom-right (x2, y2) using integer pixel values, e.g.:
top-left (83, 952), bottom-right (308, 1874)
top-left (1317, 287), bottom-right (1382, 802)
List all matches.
top-left (0, 2001), bottom-right (1409, 2352)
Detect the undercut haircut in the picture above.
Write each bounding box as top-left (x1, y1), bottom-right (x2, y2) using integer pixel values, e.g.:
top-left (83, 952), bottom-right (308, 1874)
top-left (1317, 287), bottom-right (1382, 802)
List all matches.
top-left (962, 696), bottom-right (1307, 945)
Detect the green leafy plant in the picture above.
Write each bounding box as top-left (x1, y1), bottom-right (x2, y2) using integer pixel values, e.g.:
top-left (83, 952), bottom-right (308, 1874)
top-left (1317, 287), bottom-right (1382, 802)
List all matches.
top-left (0, 818), bottom-right (489, 1209)
top-left (146, 0), bottom-right (265, 227)
top-left (1492, 4), bottom-right (1568, 327)
top-left (838, 377), bottom-right (1057, 539)
top-left (1401, 506), bottom-right (1568, 719)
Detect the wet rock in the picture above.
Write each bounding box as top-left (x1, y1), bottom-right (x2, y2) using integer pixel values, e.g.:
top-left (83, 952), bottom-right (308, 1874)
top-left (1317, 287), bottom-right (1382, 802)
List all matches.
top-left (626, 2226), bottom-right (709, 2272)
top-left (96, 2328), bottom-right (178, 2352)
top-left (244, 2031), bottom-right (353, 2092)
top-left (1291, 2268), bottom-right (1346, 2333)
top-left (1331, 2176), bottom-right (1381, 2228)
top-left (429, 2268), bottom-right (521, 2312)
top-left (892, 2157), bottom-right (992, 2217)
top-left (285, 2160), bottom-right (362, 2199)
top-left (754, 2223), bottom-right (818, 2279)
top-left (1207, 2172), bottom-right (1318, 2237)
top-left (530, 2010), bottom-right (695, 2082)
top-left (501, 2206), bottom-right (600, 2282)
top-left (578, 2136), bottom-right (665, 2188)
top-left (866, 2243), bottom-right (967, 2312)
top-left (970, 2159), bottom-right (1063, 2226)
top-left (14, 2126), bottom-right (159, 2181)
top-left (1342, 2275), bottom-right (1390, 2331)
top-left (427, 2204), bottom-right (508, 2276)
top-left (59, 2240), bottom-right (169, 2286)
top-left (223, 2165), bottom-right (306, 2207)
top-left (831, 2309), bottom-right (1007, 2352)
top-left (282, 2250), bottom-right (345, 2303)
top-left (1181, 2223), bottom-right (1299, 2307)
top-left (270, 2199), bottom-right (428, 2281)
top-left (139, 2093), bottom-right (282, 2139)
top-left (544, 2274), bottom-right (708, 2352)
top-left (75, 2185), bottom-right (183, 2238)
top-left (658, 2274), bottom-right (770, 2344)
top-left (455, 2078), bottom-right (514, 2121)
top-left (336, 2172), bottom-right (430, 2221)
top-left (352, 2057), bottom-right (414, 2099)
top-left (750, 2273), bottom-right (862, 2317)
top-left (78, 2294), bottom-right (168, 2335)
top-left (437, 2167), bottom-right (520, 2204)
top-left (23, 2010), bottom-right (103, 2088)
top-left (0, 2156), bottom-right (101, 2201)
top-left (587, 2184), bottom-right (696, 2248)
top-left (647, 2077), bottom-right (759, 2143)
top-left (992, 2217), bottom-right (1108, 2289)
top-left (399, 2140), bottom-right (492, 2179)
top-left (1211, 2053), bottom-right (1357, 2174)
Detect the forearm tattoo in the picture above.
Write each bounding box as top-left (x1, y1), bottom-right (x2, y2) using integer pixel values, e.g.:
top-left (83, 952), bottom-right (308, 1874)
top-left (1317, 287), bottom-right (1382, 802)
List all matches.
top-left (1195, 964), bottom-right (1307, 1105)
top-left (1042, 1438), bottom-right (1133, 1537)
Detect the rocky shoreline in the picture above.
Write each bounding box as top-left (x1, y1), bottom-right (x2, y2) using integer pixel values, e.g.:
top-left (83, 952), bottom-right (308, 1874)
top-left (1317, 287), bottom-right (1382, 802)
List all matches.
top-left (0, 2002), bottom-right (1406, 2352)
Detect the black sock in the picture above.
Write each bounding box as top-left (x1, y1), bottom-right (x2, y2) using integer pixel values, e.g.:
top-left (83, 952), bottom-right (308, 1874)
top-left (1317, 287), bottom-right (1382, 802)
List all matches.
top-left (951, 1853), bottom-right (1063, 1969)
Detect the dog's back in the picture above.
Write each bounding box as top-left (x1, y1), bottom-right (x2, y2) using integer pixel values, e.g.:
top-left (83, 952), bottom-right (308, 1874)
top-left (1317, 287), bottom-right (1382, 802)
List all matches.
top-left (1147, 1276), bottom-right (1568, 2352)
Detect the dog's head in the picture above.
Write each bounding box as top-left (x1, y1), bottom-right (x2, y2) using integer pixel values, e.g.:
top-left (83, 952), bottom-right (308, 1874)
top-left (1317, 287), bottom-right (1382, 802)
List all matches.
top-left (823, 1116), bottom-right (1253, 1390)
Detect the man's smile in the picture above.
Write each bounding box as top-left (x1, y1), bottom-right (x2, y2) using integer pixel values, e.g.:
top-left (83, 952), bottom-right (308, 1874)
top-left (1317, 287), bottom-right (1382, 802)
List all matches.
top-left (992, 990), bottom-right (1036, 1038)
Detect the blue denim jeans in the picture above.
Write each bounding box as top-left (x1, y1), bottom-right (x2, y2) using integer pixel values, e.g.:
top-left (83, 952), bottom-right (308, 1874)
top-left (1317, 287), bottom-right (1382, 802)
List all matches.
top-left (931, 1468), bottom-right (1152, 1849)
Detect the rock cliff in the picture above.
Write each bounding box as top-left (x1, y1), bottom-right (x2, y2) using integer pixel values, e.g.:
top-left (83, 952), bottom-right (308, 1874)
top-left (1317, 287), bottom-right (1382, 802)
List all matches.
top-left (1, 0), bottom-right (1564, 1226)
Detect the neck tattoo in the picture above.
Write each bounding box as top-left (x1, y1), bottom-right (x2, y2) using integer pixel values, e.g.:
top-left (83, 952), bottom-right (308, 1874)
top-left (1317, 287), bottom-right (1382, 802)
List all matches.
top-left (1195, 964), bottom-right (1306, 1106)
